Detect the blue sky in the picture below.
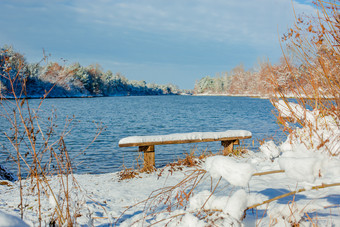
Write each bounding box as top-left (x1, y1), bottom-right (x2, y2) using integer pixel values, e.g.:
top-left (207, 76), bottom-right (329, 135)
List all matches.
top-left (0, 0), bottom-right (315, 89)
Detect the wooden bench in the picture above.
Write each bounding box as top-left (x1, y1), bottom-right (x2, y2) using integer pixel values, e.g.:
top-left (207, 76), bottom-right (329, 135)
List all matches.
top-left (119, 130), bottom-right (252, 170)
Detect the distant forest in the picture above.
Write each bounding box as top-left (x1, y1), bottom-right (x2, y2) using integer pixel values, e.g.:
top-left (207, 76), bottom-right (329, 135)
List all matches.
top-left (193, 49), bottom-right (338, 98)
top-left (0, 46), bottom-right (185, 98)
top-left (193, 60), bottom-right (296, 97)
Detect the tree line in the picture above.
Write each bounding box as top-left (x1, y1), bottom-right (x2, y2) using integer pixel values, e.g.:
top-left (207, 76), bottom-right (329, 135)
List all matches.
top-left (194, 44), bottom-right (339, 99)
top-left (193, 60), bottom-right (298, 97)
top-left (0, 46), bottom-right (184, 98)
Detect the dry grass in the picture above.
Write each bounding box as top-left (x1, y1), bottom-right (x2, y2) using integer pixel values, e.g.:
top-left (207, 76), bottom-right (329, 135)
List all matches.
top-left (266, 0), bottom-right (340, 149)
top-left (117, 147), bottom-right (209, 181)
top-left (0, 181), bottom-right (13, 187)
top-left (0, 49), bottom-right (104, 226)
top-left (117, 144), bottom-right (249, 182)
top-left (118, 166), bottom-right (140, 182)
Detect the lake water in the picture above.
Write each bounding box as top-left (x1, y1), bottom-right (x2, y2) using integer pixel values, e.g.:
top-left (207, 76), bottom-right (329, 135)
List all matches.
top-left (0, 96), bottom-right (285, 175)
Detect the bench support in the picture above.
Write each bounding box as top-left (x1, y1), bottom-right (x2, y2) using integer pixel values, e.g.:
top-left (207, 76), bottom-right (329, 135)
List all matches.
top-left (221, 139), bottom-right (239, 155)
top-left (139, 145), bottom-right (155, 170)
top-left (119, 132), bottom-right (251, 170)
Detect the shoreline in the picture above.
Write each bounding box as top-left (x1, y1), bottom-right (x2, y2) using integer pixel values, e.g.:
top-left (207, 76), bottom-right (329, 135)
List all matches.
top-left (193, 93), bottom-right (338, 99)
top-left (0, 93), bottom-right (181, 100)
top-left (4, 91), bottom-right (335, 100)
top-left (193, 93), bottom-right (269, 99)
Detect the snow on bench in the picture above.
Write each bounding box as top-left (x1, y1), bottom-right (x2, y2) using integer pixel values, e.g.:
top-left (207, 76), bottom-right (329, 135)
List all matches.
top-left (119, 130), bottom-right (252, 169)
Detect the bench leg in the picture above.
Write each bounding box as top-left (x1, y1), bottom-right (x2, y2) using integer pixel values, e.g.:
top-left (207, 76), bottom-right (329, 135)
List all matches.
top-left (139, 145), bottom-right (155, 170)
top-left (221, 139), bottom-right (239, 155)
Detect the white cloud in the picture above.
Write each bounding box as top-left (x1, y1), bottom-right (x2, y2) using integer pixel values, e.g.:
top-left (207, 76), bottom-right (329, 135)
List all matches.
top-left (71, 0), bottom-right (316, 46)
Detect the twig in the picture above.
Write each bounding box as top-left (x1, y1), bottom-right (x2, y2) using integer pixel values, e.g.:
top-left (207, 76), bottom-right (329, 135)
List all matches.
top-left (246, 182), bottom-right (340, 211)
top-left (252, 170), bottom-right (285, 176)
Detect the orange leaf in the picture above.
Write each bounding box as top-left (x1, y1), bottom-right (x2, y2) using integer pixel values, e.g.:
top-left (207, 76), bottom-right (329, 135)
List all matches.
top-left (316, 39), bottom-right (323, 45)
top-left (308, 25), bottom-right (313, 32)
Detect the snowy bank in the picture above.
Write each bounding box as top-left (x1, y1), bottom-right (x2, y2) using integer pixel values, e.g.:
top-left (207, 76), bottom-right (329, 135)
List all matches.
top-left (1, 149), bottom-right (339, 226)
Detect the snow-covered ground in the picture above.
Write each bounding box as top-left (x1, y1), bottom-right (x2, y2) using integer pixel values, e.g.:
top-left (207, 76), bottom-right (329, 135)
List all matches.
top-left (1, 150), bottom-right (339, 226)
top-left (0, 101), bottom-right (340, 226)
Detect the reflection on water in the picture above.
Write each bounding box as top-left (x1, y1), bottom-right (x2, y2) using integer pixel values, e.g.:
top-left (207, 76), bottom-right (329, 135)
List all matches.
top-left (0, 96), bottom-right (284, 174)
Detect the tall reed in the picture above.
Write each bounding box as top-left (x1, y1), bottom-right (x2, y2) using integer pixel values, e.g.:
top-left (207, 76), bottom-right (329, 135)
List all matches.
top-left (0, 48), bottom-right (102, 226)
top-left (265, 0), bottom-right (340, 156)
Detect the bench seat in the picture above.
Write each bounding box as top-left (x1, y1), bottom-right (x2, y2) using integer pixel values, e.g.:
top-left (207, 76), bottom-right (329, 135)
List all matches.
top-left (119, 130), bottom-right (252, 170)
